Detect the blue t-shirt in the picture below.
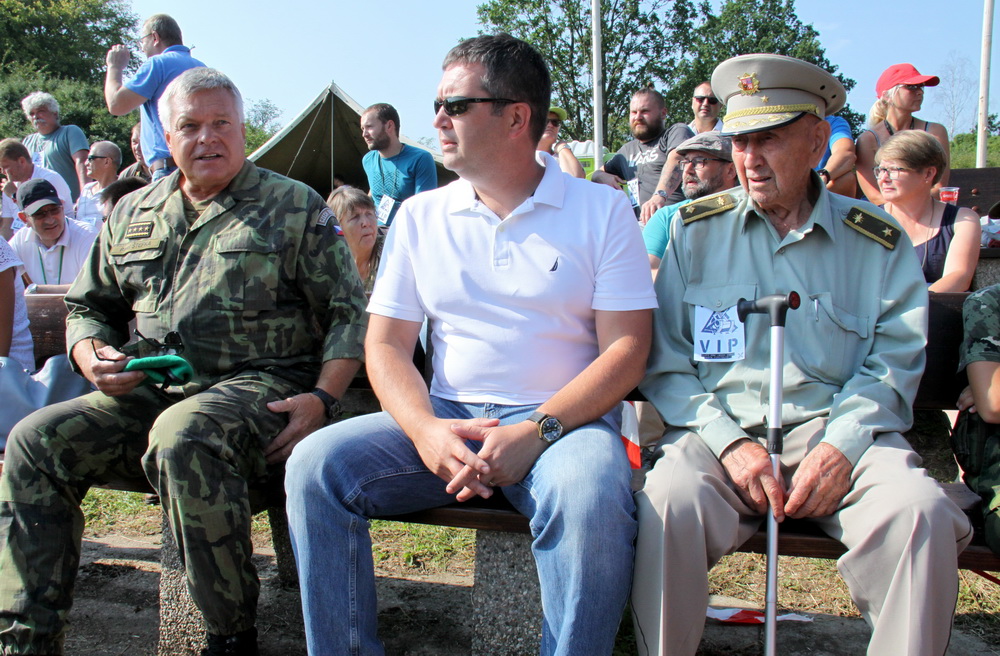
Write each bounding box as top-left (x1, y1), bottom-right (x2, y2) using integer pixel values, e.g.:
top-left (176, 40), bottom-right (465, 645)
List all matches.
top-left (362, 144), bottom-right (437, 226)
top-left (125, 45), bottom-right (205, 166)
top-left (23, 125), bottom-right (89, 201)
top-left (817, 115), bottom-right (852, 170)
top-left (643, 198), bottom-right (693, 259)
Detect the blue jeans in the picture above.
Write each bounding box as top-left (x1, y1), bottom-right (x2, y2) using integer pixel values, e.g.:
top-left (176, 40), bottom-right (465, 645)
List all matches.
top-left (285, 397), bottom-right (636, 655)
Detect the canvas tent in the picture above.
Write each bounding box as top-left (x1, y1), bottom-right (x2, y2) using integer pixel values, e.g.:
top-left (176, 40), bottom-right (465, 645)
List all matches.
top-left (249, 82), bottom-right (455, 199)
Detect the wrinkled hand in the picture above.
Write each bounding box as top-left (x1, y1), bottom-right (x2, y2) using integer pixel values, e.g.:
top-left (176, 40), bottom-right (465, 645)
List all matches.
top-left (591, 171), bottom-right (624, 190)
top-left (86, 344), bottom-right (145, 397)
top-left (957, 385), bottom-right (977, 414)
top-left (639, 194), bottom-right (667, 225)
top-left (411, 417), bottom-right (499, 501)
top-left (264, 393), bottom-right (329, 464)
top-left (784, 442), bottom-right (852, 519)
top-left (720, 438), bottom-right (785, 520)
top-left (106, 44), bottom-right (130, 69)
top-left (446, 421), bottom-right (546, 501)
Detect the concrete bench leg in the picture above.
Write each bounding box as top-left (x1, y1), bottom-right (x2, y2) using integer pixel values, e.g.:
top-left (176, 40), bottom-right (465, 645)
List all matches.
top-left (158, 512), bottom-right (206, 656)
top-left (267, 504), bottom-right (299, 587)
top-left (471, 531), bottom-right (541, 655)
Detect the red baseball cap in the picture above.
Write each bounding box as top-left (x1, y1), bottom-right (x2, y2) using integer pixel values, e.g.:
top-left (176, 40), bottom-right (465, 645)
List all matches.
top-left (876, 64), bottom-right (940, 98)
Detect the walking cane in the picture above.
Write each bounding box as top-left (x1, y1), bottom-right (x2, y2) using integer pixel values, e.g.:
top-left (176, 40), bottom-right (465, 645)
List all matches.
top-left (736, 291), bottom-right (800, 656)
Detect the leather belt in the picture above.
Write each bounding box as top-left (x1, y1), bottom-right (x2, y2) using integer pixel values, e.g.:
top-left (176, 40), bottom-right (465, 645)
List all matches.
top-left (149, 157), bottom-right (176, 172)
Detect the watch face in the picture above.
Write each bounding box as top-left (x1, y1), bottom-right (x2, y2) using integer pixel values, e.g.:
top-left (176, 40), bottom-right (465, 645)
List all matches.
top-left (540, 417), bottom-right (563, 442)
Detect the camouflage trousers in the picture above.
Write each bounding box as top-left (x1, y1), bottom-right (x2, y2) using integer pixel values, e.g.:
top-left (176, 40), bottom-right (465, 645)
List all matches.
top-left (0, 369), bottom-right (306, 654)
top-left (952, 409), bottom-right (1000, 555)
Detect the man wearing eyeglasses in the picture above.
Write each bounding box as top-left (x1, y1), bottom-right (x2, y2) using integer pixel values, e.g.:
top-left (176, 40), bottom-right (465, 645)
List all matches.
top-left (104, 14), bottom-right (205, 180)
top-left (643, 132), bottom-right (737, 273)
top-left (632, 53), bottom-right (971, 656)
top-left (360, 103), bottom-right (437, 226)
top-left (9, 179), bottom-right (97, 292)
top-left (286, 34), bottom-right (656, 655)
top-left (641, 82), bottom-right (725, 223)
top-left (0, 138), bottom-right (76, 232)
top-left (537, 106), bottom-right (585, 178)
top-left (74, 141), bottom-right (122, 226)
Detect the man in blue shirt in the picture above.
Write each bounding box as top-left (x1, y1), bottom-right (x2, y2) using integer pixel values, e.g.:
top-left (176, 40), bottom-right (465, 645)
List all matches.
top-left (360, 103), bottom-right (437, 226)
top-left (104, 14), bottom-right (205, 179)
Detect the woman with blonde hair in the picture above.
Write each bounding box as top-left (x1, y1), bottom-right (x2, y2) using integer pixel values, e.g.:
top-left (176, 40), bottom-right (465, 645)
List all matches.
top-left (326, 187), bottom-right (385, 294)
top-left (856, 63), bottom-right (950, 205)
top-left (875, 130), bottom-right (979, 292)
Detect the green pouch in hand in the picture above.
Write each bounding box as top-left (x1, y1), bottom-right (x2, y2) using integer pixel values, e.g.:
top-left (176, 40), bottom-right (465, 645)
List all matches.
top-left (123, 354), bottom-right (194, 387)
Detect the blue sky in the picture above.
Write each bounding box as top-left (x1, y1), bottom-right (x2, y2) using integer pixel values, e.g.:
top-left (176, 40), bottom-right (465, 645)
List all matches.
top-left (130, 0), bottom-right (998, 147)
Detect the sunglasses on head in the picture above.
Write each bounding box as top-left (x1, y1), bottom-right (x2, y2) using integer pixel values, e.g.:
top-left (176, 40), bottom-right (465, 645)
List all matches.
top-left (693, 95), bottom-right (719, 105)
top-left (433, 96), bottom-right (518, 117)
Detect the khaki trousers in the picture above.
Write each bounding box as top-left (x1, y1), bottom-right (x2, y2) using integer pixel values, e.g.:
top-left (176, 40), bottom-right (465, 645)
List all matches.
top-left (631, 418), bottom-right (973, 656)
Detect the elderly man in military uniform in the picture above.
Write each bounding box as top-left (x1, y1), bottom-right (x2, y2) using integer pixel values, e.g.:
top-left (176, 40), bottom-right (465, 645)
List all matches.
top-left (0, 68), bottom-right (367, 656)
top-left (631, 54), bottom-right (972, 656)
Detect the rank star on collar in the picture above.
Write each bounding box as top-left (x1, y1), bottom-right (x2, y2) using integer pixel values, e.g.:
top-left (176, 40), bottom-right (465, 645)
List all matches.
top-left (883, 227), bottom-right (894, 237)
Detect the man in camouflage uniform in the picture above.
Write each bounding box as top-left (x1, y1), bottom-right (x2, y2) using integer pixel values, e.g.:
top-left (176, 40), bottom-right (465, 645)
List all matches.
top-left (0, 68), bottom-right (367, 656)
top-left (956, 285), bottom-right (1000, 554)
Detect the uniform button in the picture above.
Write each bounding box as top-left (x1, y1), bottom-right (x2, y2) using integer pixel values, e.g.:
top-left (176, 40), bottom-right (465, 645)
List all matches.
top-left (715, 301), bottom-right (721, 308)
top-left (778, 247), bottom-right (785, 255)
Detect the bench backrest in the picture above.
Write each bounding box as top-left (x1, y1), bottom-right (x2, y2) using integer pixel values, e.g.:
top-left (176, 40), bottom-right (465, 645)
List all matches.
top-left (25, 293), bottom-right (69, 370)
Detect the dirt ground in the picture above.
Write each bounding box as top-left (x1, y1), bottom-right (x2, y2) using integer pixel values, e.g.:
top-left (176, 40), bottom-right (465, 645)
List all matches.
top-left (68, 529), bottom-right (999, 656)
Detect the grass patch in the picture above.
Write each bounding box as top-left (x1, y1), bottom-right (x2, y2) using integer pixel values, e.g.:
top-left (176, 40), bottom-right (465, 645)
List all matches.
top-left (81, 488), bottom-right (160, 537)
top-left (370, 520), bottom-right (475, 575)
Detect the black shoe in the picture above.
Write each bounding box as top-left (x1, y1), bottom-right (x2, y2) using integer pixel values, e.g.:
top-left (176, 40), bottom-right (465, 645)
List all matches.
top-left (201, 627), bottom-right (259, 656)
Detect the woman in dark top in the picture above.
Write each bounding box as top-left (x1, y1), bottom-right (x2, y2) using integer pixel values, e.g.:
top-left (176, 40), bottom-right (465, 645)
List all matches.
top-left (875, 130), bottom-right (980, 292)
top-left (326, 187), bottom-right (385, 295)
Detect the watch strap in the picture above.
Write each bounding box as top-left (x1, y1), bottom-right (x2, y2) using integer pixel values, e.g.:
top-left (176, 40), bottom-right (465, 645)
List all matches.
top-left (310, 387), bottom-right (340, 418)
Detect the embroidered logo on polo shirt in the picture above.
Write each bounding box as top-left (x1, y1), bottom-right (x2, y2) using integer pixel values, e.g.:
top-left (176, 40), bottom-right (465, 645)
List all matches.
top-left (550, 257), bottom-right (559, 272)
top-left (125, 221), bottom-right (154, 239)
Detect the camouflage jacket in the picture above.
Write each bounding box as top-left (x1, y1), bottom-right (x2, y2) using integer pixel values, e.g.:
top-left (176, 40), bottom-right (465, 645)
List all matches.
top-left (65, 160), bottom-right (368, 387)
top-left (960, 285), bottom-right (1000, 371)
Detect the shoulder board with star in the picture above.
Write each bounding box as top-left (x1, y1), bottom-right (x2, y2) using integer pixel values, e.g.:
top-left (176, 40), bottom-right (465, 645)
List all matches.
top-left (681, 192), bottom-right (737, 225)
top-left (843, 206), bottom-right (900, 250)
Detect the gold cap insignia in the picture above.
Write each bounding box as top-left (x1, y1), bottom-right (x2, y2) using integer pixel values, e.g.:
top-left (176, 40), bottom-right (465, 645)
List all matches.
top-left (759, 95), bottom-right (769, 104)
top-left (738, 72), bottom-right (760, 96)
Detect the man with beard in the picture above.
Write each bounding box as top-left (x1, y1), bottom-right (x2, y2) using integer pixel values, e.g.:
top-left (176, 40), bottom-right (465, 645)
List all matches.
top-left (360, 103), bottom-right (437, 226)
top-left (643, 132), bottom-right (737, 273)
top-left (592, 87), bottom-right (693, 219)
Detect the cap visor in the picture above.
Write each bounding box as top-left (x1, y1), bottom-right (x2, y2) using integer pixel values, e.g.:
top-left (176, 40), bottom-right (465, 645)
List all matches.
top-left (23, 199), bottom-right (60, 215)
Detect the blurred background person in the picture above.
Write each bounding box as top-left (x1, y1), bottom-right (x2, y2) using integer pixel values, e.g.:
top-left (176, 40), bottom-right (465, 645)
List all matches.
top-left (99, 176), bottom-right (148, 221)
top-left (875, 130), bottom-right (979, 292)
top-left (537, 106), bottom-right (585, 178)
top-left (0, 138), bottom-right (75, 225)
top-left (816, 115), bottom-right (857, 196)
top-left (856, 63), bottom-right (949, 205)
top-left (119, 123), bottom-right (150, 182)
top-left (327, 187), bottom-right (384, 294)
top-left (20, 92), bottom-right (90, 202)
top-left (75, 141), bottom-right (122, 226)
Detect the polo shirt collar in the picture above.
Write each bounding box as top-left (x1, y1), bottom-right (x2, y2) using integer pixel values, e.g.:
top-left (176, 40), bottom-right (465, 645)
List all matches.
top-left (444, 150), bottom-right (566, 217)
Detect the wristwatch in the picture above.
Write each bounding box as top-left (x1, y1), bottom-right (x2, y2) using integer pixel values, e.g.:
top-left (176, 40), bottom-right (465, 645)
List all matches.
top-left (817, 168), bottom-right (831, 183)
top-left (655, 189), bottom-right (669, 199)
top-left (310, 387), bottom-right (341, 420)
top-left (528, 411), bottom-right (564, 444)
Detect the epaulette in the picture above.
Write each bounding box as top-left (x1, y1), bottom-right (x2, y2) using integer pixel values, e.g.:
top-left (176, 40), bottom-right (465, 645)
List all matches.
top-left (680, 192), bottom-right (737, 225)
top-left (843, 206), bottom-right (900, 250)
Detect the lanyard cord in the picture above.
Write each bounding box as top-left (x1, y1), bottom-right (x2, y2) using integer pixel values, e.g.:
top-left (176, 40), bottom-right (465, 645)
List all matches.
top-left (37, 246), bottom-right (64, 285)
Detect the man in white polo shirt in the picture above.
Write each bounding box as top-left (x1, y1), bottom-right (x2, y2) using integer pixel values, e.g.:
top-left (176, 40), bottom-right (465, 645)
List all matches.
top-left (1, 138), bottom-right (76, 231)
top-left (285, 34), bottom-right (657, 654)
top-left (10, 179), bottom-right (98, 290)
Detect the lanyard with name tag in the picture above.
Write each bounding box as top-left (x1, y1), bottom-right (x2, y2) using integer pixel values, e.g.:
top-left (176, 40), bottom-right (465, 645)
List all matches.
top-left (376, 195), bottom-right (397, 225)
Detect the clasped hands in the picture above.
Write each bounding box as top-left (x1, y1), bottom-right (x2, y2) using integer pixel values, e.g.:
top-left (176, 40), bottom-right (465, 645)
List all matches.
top-left (720, 438), bottom-right (852, 521)
top-left (413, 417), bottom-right (546, 502)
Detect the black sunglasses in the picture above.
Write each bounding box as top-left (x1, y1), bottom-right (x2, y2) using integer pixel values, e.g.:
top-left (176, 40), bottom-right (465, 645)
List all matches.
top-left (87, 155), bottom-right (109, 161)
top-left (434, 96), bottom-right (518, 117)
top-left (693, 95), bottom-right (719, 105)
top-left (547, 118), bottom-right (562, 127)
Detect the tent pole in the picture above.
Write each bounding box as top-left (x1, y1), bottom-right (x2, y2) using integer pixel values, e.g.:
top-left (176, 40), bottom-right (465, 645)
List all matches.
top-left (329, 83), bottom-right (337, 194)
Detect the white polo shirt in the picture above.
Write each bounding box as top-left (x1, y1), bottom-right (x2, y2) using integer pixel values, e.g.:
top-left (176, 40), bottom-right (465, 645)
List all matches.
top-left (1, 164), bottom-right (76, 224)
top-left (8, 218), bottom-right (98, 286)
top-left (369, 151), bottom-right (657, 405)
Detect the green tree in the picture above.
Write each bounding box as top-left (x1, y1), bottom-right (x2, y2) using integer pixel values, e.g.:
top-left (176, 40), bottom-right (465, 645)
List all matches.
top-left (669, 0), bottom-right (862, 136)
top-left (0, 0), bottom-right (139, 84)
top-left (244, 98), bottom-right (283, 155)
top-left (478, 0), bottom-right (698, 149)
top-left (477, 0), bottom-right (862, 148)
